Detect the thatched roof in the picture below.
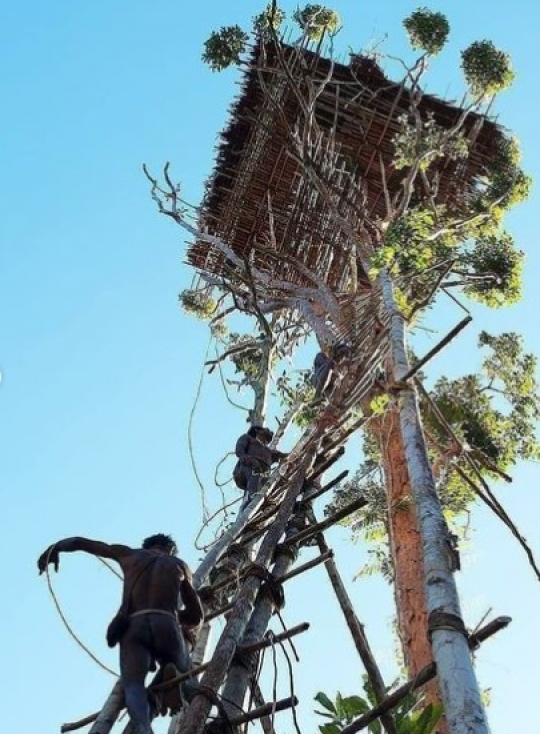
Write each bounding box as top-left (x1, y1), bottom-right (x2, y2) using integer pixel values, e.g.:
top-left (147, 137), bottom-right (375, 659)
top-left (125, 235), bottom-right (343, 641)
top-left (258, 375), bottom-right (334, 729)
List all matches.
top-left (188, 41), bottom-right (504, 292)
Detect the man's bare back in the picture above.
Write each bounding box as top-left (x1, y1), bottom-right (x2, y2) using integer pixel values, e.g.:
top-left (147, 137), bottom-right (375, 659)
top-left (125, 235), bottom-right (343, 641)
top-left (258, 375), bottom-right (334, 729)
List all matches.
top-left (38, 533), bottom-right (203, 734)
top-left (122, 550), bottom-right (185, 612)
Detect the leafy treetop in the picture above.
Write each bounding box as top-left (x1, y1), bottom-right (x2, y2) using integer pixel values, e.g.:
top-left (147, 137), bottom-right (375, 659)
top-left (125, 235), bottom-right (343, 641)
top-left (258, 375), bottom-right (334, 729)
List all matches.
top-left (430, 331), bottom-right (540, 470)
top-left (461, 40), bottom-right (515, 98)
top-left (292, 4), bottom-right (341, 41)
top-left (179, 289), bottom-right (217, 319)
top-left (403, 7), bottom-right (450, 56)
top-left (201, 25), bottom-right (249, 72)
top-left (253, 3), bottom-right (286, 40)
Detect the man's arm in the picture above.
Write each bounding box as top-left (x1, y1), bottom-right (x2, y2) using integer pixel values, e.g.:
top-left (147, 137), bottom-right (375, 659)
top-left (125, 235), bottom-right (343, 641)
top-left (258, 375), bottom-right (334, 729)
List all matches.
top-left (177, 575), bottom-right (204, 627)
top-left (314, 352), bottom-right (332, 371)
top-left (235, 434), bottom-right (250, 459)
top-left (37, 537), bottom-right (132, 574)
top-left (235, 434), bottom-right (257, 467)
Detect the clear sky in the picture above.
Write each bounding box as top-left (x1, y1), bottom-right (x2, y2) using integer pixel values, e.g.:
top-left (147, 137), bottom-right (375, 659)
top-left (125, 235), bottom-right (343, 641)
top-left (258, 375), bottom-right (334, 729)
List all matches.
top-left (1, 1), bottom-right (539, 733)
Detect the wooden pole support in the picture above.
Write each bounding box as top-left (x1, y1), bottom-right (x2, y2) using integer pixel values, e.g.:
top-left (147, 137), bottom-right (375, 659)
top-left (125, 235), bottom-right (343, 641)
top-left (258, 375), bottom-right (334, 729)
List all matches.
top-left (235, 469), bottom-right (350, 549)
top-left (204, 551), bottom-right (333, 621)
top-left (303, 470), bottom-right (349, 503)
top-left (307, 446), bottom-right (345, 483)
top-left (238, 469), bottom-right (350, 546)
top-left (401, 315), bottom-right (472, 383)
top-left (151, 622), bottom-right (311, 692)
top-left (236, 622), bottom-right (310, 656)
top-left (339, 616), bottom-right (512, 734)
top-left (283, 496), bottom-right (367, 547)
top-left (227, 696), bottom-right (298, 726)
top-left (61, 713), bottom-right (100, 733)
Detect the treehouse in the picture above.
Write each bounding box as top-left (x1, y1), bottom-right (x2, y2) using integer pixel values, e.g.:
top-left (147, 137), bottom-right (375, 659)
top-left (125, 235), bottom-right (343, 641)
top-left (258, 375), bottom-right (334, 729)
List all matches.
top-left (187, 40), bottom-right (504, 297)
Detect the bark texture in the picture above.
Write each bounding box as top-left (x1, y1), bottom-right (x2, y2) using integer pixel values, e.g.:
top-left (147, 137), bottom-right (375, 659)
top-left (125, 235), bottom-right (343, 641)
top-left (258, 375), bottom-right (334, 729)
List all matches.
top-left (375, 410), bottom-right (447, 731)
top-left (380, 269), bottom-right (489, 734)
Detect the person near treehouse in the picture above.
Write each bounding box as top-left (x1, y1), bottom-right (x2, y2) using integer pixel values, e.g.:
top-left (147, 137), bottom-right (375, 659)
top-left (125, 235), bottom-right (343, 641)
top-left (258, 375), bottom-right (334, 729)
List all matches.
top-left (233, 425), bottom-right (288, 507)
top-left (312, 343), bottom-right (352, 399)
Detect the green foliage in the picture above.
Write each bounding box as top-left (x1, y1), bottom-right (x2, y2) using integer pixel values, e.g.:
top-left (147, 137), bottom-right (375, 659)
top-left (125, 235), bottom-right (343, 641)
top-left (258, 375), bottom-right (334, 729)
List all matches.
top-left (293, 4), bottom-right (340, 40)
top-left (210, 320), bottom-right (229, 340)
top-left (372, 207), bottom-right (455, 280)
top-left (486, 138), bottom-right (531, 209)
top-left (179, 289), bottom-right (217, 319)
top-left (433, 375), bottom-right (510, 463)
top-left (334, 330), bottom-right (539, 556)
top-left (275, 370), bottom-right (318, 427)
top-left (478, 331), bottom-right (540, 461)
top-left (429, 331), bottom-right (540, 472)
top-left (461, 40), bottom-right (515, 97)
top-left (226, 333), bottom-right (265, 378)
top-left (315, 677), bottom-right (442, 734)
top-left (466, 137), bottom-right (530, 239)
top-left (253, 3), bottom-right (286, 40)
top-left (384, 208), bottom-right (436, 270)
top-left (369, 199), bottom-right (524, 310)
top-left (403, 7), bottom-right (450, 56)
top-left (393, 112), bottom-right (469, 171)
top-left (325, 459), bottom-right (393, 581)
top-left (201, 25), bottom-right (249, 71)
top-left (464, 232), bottom-right (524, 307)
top-left (370, 393), bottom-right (390, 416)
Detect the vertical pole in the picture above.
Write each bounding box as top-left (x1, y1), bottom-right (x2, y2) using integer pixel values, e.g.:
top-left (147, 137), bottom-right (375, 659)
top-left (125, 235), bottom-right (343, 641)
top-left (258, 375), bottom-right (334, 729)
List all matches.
top-left (380, 269), bottom-right (489, 734)
top-left (177, 458), bottom-right (312, 734)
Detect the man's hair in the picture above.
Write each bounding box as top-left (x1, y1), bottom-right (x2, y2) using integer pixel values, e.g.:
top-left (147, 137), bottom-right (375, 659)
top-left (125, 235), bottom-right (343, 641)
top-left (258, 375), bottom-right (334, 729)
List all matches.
top-left (248, 425), bottom-right (273, 441)
top-left (142, 533), bottom-right (177, 554)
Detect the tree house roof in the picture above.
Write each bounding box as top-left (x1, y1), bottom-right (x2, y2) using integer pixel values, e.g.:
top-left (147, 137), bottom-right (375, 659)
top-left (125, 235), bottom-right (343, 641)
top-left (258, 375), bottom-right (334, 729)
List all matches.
top-left (187, 41), bottom-right (504, 293)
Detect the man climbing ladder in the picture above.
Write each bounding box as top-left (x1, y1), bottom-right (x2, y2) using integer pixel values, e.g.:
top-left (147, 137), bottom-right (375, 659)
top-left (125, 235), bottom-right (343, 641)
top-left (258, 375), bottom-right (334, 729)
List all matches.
top-left (233, 425), bottom-right (288, 507)
top-left (37, 532), bottom-right (204, 734)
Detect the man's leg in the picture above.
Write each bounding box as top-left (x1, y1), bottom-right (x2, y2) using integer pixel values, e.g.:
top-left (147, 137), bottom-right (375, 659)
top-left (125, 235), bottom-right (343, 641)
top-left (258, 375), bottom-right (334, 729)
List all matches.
top-left (314, 364), bottom-right (332, 398)
top-left (240, 467), bottom-right (261, 509)
top-left (119, 622), bottom-right (154, 734)
top-left (150, 616), bottom-right (195, 709)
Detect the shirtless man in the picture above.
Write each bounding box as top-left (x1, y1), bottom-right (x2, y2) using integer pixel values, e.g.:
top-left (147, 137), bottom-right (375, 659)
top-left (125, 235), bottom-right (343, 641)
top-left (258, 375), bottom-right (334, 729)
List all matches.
top-left (37, 533), bottom-right (203, 734)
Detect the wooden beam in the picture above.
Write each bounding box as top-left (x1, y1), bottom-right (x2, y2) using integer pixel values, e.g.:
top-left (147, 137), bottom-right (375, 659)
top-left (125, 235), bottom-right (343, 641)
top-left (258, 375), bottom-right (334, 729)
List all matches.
top-left (400, 316), bottom-right (472, 382)
top-left (205, 551), bottom-right (333, 621)
top-left (150, 622), bottom-right (311, 691)
top-left (227, 696), bottom-right (298, 726)
top-left (283, 496), bottom-right (367, 546)
top-left (339, 617), bottom-right (512, 734)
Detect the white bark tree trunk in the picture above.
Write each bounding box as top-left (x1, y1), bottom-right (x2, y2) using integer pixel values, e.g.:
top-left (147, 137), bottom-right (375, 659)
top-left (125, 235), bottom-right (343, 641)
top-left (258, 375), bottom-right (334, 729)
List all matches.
top-left (379, 269), bottom-right (489, 734)
top-left (248, 339), bottom-right (274, 426)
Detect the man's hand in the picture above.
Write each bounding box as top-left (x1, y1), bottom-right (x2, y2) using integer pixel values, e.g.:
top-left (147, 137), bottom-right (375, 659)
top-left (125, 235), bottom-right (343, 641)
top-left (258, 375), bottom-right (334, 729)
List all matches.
top-left (178, 559), bottom-right (193, 584)
top-left (37, 545), bottom-right (60, 574)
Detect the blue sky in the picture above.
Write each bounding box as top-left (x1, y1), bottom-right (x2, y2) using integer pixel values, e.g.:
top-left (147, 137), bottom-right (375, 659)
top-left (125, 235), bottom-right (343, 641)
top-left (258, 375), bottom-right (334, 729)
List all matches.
top-left (1, 1), bottom-right (539, 733)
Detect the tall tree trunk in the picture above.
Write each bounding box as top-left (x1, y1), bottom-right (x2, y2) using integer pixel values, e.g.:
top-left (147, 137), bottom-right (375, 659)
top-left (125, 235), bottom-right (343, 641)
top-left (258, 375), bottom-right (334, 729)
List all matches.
top-left (375, 410), bottom-right (446, 730)
top-left (379, 270), bottom-right (489, 734)
top-left (249, 339), bottom-right (275, 425)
